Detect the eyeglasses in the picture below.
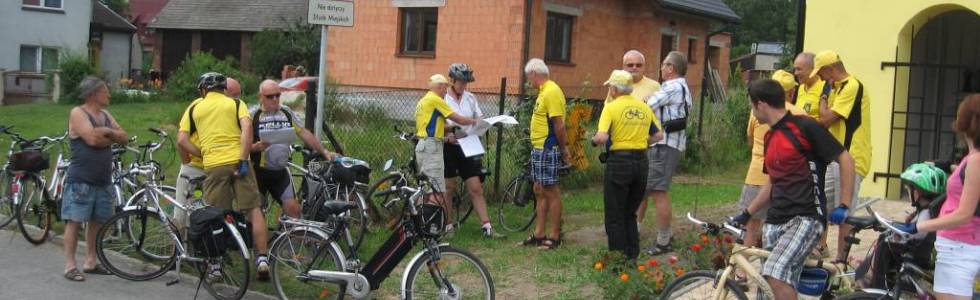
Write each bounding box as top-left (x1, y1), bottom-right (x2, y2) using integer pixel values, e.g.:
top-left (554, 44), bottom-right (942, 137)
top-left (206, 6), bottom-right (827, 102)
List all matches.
top-left (263, 93), bottom-right (281, 99)
top-left (625, 63), bottom-right (643, 68)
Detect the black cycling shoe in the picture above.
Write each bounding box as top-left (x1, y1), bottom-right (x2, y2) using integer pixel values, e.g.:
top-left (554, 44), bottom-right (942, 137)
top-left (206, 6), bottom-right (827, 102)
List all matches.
top-left (645, 241), bottom-right (673, 256)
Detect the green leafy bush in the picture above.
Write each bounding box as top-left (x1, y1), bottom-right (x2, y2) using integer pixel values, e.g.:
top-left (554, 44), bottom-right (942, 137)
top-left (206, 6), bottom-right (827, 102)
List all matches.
top-left (682, 86), bottom-right (751, 175)
top-left (250, 22), bottom-right (320, 78)
top-left (56, 51), bottom-right (100, 104)
top-left (163, 52), bottom-right (259, 102)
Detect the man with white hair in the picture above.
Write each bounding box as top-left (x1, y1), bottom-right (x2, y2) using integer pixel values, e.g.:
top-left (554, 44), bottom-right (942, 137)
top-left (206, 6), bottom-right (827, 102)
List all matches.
top-left (517, 58), bottom-right (569, 250)
top-left (415, 74), bottom-right (478, 232)
top-left (606, 50), bottom-right (664, 226)
top-left (644, 51), bottom-right (693, 256)
top-left (593, 70), bottom-right (662, 260)
top-left (62, 76), bottom-right (129, 281)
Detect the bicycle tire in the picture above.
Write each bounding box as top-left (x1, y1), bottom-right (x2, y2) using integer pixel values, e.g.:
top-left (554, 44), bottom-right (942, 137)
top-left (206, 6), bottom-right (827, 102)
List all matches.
top-left (270, 229), bottom-right (345, 300)
top-left (201, 224), bottom-right (251, 300)
top-left (454, 186), bottom-right (474, 225)
top-left (833, 291), bottom-right (893, 300)
top-left (497, 176), bottom-right (536, 232)
top-left (96, 209), bottom-right (177, 281)
top-left (16, 174), bottom-right (52, 245)
top-left (0, 171), bottom-right (15, 228)
top-left (366, 173), bottom-right (408, 229)
top-left (404, 246), bottom-right (495, 300)
top-left (659, 270), bottom-right (747, 300)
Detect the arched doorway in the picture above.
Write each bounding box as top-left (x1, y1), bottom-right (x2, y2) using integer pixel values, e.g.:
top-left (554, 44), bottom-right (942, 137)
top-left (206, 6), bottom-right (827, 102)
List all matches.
top-left (884, 9), bottom-right (980, 198)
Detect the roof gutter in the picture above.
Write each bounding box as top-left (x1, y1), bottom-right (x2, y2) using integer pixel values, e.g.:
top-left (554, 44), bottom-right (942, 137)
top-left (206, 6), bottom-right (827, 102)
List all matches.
top-left (519, 0), bottom-right (532, 101)
top-left (795, 0), bottom-right (806, 54)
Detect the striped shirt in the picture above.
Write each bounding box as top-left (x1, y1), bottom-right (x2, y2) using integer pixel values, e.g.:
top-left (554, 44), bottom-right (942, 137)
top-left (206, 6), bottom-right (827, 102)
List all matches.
top-left (647, 77), bottom-right (693, 151)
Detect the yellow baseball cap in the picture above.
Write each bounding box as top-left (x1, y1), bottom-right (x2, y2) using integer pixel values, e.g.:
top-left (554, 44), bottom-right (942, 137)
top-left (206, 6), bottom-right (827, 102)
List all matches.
top-left (428, 74), bottom-right (450, 86)
top-left (810, 50), bottom-right (841, 78)
top-left (603, 70), bottom-right (632, 86)
top-left (771, 70), bottom-right (798, 91)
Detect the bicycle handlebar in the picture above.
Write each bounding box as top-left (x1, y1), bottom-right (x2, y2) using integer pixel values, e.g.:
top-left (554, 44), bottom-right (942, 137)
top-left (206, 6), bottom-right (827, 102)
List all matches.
top-left (685, 212), bottom-right (744, 239)
top-left (872, 211), bottom-right (913, 240)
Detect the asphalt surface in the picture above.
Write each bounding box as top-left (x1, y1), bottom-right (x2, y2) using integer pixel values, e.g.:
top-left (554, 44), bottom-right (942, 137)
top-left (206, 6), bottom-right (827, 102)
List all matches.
top-left (0, 229), bottom-right (274, 300)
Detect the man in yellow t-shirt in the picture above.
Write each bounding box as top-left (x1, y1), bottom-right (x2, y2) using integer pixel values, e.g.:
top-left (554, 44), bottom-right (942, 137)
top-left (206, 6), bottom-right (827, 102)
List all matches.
top-left (813, 50), bottom-right (872, 262)
top-left (518, 58), bottom-right (568, 250)
top-left (738, 70), bottom-right (807, 248)
top-left (593, 70), bottom-right (663, 259)
top-left (604, 50), bottom-right (661, 104)
top-left (414, 74), bottom-right (477, 232)
top-left (176, 72), bottom-right (272, 280)
top-left (793, 52), bottom-right (832, 120)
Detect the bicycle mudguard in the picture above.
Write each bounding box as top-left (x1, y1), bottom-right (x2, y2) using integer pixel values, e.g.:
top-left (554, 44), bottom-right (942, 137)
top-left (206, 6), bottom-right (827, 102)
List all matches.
top-left (362, 227), bottom-right (416, 290)
top-left (399, 242), bottom-right (451, 300)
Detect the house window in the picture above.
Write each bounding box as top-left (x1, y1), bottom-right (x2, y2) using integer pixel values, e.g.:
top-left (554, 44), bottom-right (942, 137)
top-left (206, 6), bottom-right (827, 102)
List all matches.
top-left (19, 46), bottom-right (59, 73)
top-left (545, 12), bottom-right (574, 63)
top-left (399, 7), bottom-right (438, 56)
top-left (22, 0), bottom-right (63, 9)
top-left (687, 37), bottom-right (697, 64)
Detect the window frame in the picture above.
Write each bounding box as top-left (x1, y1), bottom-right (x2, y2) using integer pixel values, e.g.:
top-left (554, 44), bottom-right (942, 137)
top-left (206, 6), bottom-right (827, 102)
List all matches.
top-left (22, 0), bottom-right (64, 12)
top-left (397, 7), bottom-right (438, 58)
top-left (687, 37), bottom-right (698, 64)
top-left (19, 45), bottom-right (59, 73)
top-left (544, 12), bottom-right (575, 64)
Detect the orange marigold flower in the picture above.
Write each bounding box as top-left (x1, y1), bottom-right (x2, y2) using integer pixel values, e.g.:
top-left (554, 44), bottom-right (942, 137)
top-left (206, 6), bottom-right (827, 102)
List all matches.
top-left (638, 265), bottom-right (646, 272)
top-left (594, 262), bottom-right (604, 270)
top-left (675, 267), bottom-right (685, 277)
top-left (691, 244), bottom-right (703, 252)
top-left (701, 235), bottom-right (709, 243)
top-left (647, 259), bottom-right (659, 267)
top-left (620, 273), bottom-right (630, 282)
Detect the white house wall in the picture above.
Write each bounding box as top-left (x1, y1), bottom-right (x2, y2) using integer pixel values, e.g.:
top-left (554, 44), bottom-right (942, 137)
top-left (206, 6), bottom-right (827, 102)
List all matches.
top-left (0, 1), bottom-right (92, 72)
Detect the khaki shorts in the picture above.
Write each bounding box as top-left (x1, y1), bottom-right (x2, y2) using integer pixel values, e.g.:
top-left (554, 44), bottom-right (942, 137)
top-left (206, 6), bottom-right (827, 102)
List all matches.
top-left (203, 162), bottom-right (262, 211)
top-left (824, 162), bottom-right (864, 212)
top-left (415, 138), bottom-right (446, 193)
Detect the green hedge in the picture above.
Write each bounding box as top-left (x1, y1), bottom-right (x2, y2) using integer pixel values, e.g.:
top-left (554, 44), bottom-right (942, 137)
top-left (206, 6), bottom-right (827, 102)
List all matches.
top-left (163, 52), bottom-right (259, 102)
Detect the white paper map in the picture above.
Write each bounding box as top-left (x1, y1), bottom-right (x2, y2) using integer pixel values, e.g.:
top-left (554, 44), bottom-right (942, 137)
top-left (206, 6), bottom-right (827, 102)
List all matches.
top-left (465, 115), bottom-right (519, 136)
top-left (458, 135), bottom-right (485, 157)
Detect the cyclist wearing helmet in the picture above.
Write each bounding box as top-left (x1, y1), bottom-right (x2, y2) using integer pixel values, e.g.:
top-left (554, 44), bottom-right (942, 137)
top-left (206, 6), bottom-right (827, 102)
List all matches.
top-left (442, 63), bottom-right (501, 238)
top-left (177, 72), bottom-right (272, 281)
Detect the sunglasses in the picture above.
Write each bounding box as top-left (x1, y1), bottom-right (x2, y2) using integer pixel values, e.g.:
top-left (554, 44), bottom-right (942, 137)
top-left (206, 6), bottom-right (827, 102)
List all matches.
top-left (263, 93), bottom-right (281, 99)
top-left (625, 63), bottom-right (643, 68)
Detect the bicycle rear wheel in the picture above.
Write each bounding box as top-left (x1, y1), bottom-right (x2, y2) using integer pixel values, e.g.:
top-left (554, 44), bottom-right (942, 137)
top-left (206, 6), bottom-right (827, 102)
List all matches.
top-left (0, 171), bottom-right (15, 228)
top-left (367, 173), bottom-right (408, 229)
top-left (496, 177), bottom-right (536, 232)
top-left (270, 229), bottom-right (345, 300)
top-left (96, 209), bottom-right (177, 281)
top-left (200, 240), bottom-right (251, 300)
top-left (16, 174), bottom-right (52, 245)
top-left (404, 246), bottom-right (495, 300)
top-left (659, 270), bottom-right (747, 300)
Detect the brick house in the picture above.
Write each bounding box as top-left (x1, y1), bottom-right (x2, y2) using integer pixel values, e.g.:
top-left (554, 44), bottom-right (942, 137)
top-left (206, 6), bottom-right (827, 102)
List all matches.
top-left (327, 0), bottom-right (739, 99)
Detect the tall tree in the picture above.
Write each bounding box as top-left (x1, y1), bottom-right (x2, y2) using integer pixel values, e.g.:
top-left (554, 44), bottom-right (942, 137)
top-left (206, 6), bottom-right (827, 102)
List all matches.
top-left (723, 0), bottom-right (797, 59)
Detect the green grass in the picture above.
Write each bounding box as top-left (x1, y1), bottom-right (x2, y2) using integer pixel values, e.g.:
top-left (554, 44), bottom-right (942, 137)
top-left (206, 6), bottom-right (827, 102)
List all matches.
top-left (1, 102), bottom-right (745, 299)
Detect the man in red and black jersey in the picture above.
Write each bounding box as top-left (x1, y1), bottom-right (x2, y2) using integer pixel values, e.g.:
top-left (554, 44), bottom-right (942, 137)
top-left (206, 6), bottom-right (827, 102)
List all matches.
top-left (730, 79), bottom-right (857, 300)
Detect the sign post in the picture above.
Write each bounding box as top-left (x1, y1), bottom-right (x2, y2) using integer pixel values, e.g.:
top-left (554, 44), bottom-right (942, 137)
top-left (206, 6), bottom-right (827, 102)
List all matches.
top-left (308, 0), bottom-right (353, 139)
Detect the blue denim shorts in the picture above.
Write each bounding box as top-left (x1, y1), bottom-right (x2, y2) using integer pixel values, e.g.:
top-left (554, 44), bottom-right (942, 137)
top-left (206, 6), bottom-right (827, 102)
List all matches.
top-left (61, 182), bottom-right (114, 223)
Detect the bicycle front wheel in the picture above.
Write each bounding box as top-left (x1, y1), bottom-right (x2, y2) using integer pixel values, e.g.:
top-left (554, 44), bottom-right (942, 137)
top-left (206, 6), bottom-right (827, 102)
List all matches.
top-left (659, 270), bottom-right (747, 300)
top-left (496, 177), bottom-right (535, 232)
top-left (270, 229), bottom-right (345, 300)
top-left (404, 246), bottom-right (495, 300)
top-left (201, 222), bottom-right (250, 300)
top-left (16, 174), bottom-right (52, 245)
top-left (0, 171), bottom-right (15, 228)
top-left (96, 209), bottom-right (177, 281)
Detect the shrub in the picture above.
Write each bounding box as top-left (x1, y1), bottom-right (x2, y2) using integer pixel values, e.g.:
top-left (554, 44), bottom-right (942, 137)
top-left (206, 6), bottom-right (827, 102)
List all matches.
top-left (250, 22), bottom-right (320, 78)
top-left (163, 52), bottom-right (259, 102)
top-left (56, 51), bottom-right (100, 104)
top-left (681, 86), bottom-right (751, 175)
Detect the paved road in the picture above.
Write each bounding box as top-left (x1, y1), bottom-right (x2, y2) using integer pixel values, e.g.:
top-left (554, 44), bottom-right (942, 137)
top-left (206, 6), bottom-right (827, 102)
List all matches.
top-left (0, 229), bottom-right (274, 300)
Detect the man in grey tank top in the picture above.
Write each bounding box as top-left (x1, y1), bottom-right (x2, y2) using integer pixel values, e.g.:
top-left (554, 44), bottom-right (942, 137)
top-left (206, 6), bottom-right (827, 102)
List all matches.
top-left (62, 76), bottom-right (129, 281)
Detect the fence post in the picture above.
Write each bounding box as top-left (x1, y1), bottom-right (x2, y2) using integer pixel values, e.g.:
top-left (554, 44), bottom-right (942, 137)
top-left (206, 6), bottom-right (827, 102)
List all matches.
top-left (493, 77), bottom-right (507, 200)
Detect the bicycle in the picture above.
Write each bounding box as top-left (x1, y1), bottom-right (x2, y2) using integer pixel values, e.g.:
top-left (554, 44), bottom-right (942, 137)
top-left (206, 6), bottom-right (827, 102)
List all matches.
top-left (497, 160), bottom-right (537, 232)
top-left (659, 212), bottom-right (871, 300)
top-left (367, 128), bottom-right (420, 230)
top-left (834, 211), bottom-right (938, 300)
top-left (95, 161), bottom-right (252, 300)
top-left (268, 162), bottom-right (495, 299)
top-left (0, 125), bottom-right (65, 244)
top-left (105, 129), bottom-right (177, 240)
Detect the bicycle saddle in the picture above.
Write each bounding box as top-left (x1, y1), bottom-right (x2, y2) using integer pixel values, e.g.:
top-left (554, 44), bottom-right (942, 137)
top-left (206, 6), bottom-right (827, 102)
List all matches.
top-left (844, 216), bottom-right (876, 230)
top-left (321, 201), bottom-right (357, 215)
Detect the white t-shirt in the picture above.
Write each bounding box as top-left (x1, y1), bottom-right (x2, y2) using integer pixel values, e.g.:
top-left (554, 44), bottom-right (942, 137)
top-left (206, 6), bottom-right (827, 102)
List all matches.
top-left (444, 90), bottom-right (483, 136)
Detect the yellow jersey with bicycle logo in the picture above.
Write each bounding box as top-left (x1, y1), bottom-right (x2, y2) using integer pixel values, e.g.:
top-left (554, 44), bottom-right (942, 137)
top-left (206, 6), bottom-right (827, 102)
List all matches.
top-left (597, 95), bottom-right (660, 151)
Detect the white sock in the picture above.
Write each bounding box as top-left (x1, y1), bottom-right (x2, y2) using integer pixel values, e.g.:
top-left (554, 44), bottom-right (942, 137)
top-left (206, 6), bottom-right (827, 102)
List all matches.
top-left (482, 222), bottom-right (492, 230)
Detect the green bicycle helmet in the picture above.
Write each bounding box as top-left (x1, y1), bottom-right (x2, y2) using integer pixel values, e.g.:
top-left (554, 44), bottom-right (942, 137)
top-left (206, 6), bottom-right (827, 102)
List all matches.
top-left (900, 163), bottom-right (947, 197)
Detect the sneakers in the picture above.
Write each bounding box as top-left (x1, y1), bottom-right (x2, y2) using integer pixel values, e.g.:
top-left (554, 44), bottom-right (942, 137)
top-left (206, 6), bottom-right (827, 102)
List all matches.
top-left (645, 240), bottom-right (673, 256)
top-left (481, 225), bottom-right (504, 239)
top-left (256, 255), bottom-right (270, 281)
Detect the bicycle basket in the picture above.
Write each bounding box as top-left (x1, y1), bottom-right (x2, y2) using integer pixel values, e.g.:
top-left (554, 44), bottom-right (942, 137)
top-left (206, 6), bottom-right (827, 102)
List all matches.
top-left (10, 150), bottom-right (49, 172)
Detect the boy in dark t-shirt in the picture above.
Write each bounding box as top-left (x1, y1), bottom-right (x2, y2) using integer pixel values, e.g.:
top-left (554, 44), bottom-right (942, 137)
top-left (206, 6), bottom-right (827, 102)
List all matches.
top-left (730, 79), bottom-right (857, 300)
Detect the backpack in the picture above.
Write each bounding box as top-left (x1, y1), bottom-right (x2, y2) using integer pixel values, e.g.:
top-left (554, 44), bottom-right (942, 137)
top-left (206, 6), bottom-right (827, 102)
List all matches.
top-left (188, 207), bottom-right (252, 257)
top-left (188, 97), bottom-right (242, 135)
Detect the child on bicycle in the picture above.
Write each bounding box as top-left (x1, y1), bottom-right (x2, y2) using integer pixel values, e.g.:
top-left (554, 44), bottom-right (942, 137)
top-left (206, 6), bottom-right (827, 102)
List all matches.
top-left (855, 163), bottom-right (947, 289)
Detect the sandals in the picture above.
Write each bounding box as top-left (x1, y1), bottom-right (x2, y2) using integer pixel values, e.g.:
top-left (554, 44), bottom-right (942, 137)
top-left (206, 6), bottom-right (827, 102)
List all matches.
top-left (518, 235), bottom-right (545, 247)
top-left (83, 264), bottom-right (112, 275)
top-left (64, 268), bottom-right (85, 281)
top-left (537, 238), bottom-right (560, 250)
